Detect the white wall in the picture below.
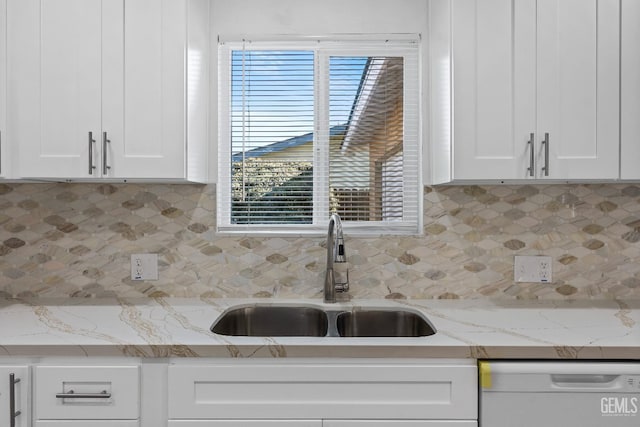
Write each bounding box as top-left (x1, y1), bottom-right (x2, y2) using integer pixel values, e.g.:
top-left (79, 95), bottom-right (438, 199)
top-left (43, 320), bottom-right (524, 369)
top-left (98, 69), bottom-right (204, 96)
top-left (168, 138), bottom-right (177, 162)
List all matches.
top-left (209, 0), bottom-right (429, 183)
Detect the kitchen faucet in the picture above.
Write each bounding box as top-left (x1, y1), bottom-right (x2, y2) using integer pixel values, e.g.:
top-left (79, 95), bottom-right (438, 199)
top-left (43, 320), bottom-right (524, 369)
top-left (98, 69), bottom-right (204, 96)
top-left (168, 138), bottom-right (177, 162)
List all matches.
top-left (324, 213), bottom-right (349, 303)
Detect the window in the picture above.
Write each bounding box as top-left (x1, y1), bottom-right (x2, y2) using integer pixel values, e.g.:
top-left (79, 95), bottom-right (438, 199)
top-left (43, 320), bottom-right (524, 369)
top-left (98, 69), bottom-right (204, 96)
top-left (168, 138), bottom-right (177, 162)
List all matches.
top-left (218, 37), bottom-right (421, 234)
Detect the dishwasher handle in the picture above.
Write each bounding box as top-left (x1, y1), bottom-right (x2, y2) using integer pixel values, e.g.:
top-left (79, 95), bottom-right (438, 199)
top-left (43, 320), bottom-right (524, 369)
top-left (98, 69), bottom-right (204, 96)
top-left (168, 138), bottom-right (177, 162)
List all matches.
top-left (551, 374), bottom-right (621, 390)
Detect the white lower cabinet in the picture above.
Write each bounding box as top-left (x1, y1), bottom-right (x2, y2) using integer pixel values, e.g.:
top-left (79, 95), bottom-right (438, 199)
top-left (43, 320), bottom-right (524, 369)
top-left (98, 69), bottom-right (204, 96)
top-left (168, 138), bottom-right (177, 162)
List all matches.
top-left (36, 423), bottom-right (139, 427)
top-left (325, 422), bottom-right (476, 426)
top-left (0, 365), bottom-right (29, 427)
top-left (0, 358), bottom-right (478, 426)
top-left (169, 422), bottom-right (321, 426)
top-left (34, 365), bottom-right (140, 427)
top-left (168, 359), bottom-right (477, 425)
top-left (169, 422), bottom-right (475, 426)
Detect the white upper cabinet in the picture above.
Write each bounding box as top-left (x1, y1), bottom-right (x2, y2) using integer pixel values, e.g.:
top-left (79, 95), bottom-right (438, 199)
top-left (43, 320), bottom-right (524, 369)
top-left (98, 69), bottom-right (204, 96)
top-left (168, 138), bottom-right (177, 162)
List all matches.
top-left (451, 0), bottom-right (536, 180)
top-left (107, 0), bottom-right (209, 180)
top-left (436, 0), bottom-right (620, 182)
top-left (536, 0), bottom-right (619, 180)
top-left (8, 0), bottom-right (209, 181)
top-left (0, 0), bottom-right (8, 178)
top-left (10, 0), bottom-right (102, 179)
top-left (621, 0), bottom-right (640, 179)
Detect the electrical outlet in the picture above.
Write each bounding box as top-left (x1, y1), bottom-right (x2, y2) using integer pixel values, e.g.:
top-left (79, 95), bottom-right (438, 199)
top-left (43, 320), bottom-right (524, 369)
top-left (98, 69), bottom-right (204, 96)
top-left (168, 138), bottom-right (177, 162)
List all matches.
top-left (514, 255), bottom-right (553, 283)
top-left (131, 253), bottom-right (158, 281)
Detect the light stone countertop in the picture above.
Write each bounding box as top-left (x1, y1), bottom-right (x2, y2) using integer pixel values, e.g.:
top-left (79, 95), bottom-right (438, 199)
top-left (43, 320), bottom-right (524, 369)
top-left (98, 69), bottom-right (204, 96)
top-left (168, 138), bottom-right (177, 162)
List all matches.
top-left (0, 297), bottom-right (637, 359)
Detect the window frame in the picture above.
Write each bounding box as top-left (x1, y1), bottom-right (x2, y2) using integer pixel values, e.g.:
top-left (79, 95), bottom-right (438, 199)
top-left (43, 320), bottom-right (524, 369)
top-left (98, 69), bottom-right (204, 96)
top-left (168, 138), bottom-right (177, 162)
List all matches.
top-left (217, 37), bottom-right (422, 236)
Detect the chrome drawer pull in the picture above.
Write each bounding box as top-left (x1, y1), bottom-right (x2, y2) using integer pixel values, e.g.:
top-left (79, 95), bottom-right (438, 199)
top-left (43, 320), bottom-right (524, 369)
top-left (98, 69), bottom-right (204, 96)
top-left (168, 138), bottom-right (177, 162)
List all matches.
top-left (88, 131), bottom-right (97, 174)
top-left (56, 390), bottom-right (112, 399)
top-left (9, 373), bottom-right (21, 427)
top-left (527, 132), bottom-right (534, 177)
top-left (102, 131), bottom-right (111, 175)
top-left (541, 132), bottom-right (550, 176)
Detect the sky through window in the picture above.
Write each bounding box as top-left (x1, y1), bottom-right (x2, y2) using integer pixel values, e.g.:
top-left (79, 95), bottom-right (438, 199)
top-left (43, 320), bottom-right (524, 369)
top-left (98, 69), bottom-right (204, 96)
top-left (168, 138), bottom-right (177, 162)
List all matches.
top-left (231, 50), bottom-right (367, 154)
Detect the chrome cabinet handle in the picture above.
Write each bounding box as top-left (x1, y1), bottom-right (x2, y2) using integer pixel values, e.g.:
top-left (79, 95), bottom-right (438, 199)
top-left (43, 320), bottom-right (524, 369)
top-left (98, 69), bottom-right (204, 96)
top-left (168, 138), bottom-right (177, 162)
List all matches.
top-left (527, 133), bottom-right (534, 177)
top-left (541, 132), bottom-right (550, 176)
top-left (102, 131), bottom-right (111, 175)
top-left (56, 390), bottom-right (112, 399)
top-left (88, 132), bottom-right (97, 175)
top-left (9, 373), bottom-right (21, 427)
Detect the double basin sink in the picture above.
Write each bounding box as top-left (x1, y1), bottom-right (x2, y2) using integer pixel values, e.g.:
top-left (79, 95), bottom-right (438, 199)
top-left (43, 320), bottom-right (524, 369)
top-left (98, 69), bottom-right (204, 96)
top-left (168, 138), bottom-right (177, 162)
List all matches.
top-left (211, 304), bottom-right (436, 338)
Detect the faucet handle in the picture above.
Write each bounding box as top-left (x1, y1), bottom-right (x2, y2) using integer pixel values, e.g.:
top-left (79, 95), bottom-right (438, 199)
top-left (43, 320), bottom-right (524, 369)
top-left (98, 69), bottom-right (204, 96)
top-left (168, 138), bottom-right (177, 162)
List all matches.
top-left (335, 269), bottom-right (349, 293)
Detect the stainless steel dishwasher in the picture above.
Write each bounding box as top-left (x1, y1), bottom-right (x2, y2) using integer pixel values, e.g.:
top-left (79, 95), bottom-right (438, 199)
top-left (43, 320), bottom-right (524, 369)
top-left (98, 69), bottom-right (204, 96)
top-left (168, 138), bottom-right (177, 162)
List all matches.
top-left (479, 361), bottom-right (640, 426)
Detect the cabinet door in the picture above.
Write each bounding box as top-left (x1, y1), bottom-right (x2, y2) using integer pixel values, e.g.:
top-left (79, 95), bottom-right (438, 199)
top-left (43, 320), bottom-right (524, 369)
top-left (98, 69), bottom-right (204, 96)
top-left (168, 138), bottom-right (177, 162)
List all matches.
top-left (0, 366), bottom-right (30, 427)
top-left (325, 422), bottom-right (477, 426)
top-left (0, 0), bottom-right (6, 178)
top-left (10, 0), bottom-right (104, 178)
top-left (102, 0), bottom-right (186, 179)
top-left (452, 0), bottom-right (536, 180)
top-left (621, 0), bottom-right (640, 179)
top-left (537, 0), bottom-right (620, 179)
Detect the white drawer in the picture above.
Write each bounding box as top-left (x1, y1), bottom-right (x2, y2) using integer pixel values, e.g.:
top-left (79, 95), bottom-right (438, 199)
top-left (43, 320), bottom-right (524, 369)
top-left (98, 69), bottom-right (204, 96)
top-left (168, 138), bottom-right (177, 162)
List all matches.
top-left (35, 422), bottom-right (139, 426)
top-left (35, 366), bottom-right (140, 420)
top-left (168, 359), bottom-right (477, 420)
top-left (169, 422), bottom-right (321, 427)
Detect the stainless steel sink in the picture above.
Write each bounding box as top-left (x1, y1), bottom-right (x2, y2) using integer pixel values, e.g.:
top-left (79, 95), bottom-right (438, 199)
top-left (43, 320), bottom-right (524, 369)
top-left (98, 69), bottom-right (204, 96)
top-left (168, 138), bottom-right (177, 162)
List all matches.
top-left (211, 305), bottom-right (329, 337)
top-left (336, 309), bottom-right (436, 337)
top-left (211, 304), bottom-right (436, 338)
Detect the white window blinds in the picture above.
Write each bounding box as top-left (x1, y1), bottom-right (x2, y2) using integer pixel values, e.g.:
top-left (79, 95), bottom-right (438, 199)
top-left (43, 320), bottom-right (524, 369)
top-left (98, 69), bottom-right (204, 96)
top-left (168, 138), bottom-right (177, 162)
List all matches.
top-left (230, 49), bottom-right (314, 225)
top-left (218, 39), bottom-right (421, 235)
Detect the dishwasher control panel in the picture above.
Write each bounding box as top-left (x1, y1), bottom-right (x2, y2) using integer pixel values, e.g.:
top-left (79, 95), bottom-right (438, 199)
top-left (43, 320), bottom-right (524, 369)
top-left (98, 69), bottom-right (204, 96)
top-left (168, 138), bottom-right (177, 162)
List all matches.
top-left (624, 376), bottom-right (640, 391)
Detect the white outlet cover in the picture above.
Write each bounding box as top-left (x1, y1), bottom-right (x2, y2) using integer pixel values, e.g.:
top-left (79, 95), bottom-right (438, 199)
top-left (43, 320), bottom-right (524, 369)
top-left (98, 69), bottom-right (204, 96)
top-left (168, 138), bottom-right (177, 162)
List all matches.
top-left (131, 253), bottom-right (158, 281)
top-left (514, 255), bottom-right (552, 283)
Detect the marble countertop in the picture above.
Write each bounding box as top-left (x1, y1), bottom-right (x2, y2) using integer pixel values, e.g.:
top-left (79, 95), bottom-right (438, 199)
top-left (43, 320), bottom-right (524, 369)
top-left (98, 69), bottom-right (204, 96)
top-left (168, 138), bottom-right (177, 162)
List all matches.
top-left (0, 297), bottom-right (637, 359)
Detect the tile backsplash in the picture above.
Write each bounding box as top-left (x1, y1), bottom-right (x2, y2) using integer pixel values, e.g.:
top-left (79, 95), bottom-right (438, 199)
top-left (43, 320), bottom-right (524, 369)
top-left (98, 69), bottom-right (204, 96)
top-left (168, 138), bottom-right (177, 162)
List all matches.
top-left (0, 182), bottom-right (639, 300)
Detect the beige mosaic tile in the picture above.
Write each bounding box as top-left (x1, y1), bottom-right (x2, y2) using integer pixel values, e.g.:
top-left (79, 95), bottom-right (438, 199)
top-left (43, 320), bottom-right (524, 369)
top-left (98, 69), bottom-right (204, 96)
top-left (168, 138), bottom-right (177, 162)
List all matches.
top-left (1, 183), bottom-right (640, 300)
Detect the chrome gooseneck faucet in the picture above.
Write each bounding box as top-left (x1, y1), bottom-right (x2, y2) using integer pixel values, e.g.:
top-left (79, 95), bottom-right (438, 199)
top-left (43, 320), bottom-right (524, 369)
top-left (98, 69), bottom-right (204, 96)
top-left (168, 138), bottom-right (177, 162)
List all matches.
top-left (324, 213), bottom-right (349, 303)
